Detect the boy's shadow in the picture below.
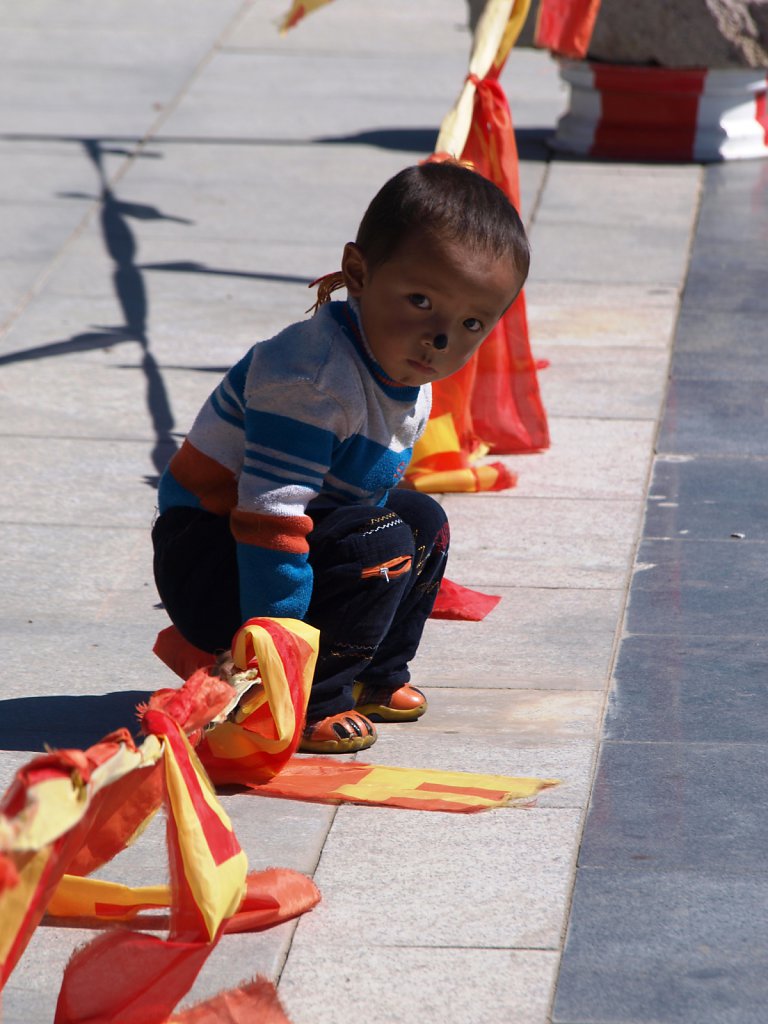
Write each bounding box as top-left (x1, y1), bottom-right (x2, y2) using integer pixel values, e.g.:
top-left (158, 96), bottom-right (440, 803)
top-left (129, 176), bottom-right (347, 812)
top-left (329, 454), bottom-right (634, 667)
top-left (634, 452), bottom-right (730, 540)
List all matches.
top-left (0, 692), bottom-right (152, 752)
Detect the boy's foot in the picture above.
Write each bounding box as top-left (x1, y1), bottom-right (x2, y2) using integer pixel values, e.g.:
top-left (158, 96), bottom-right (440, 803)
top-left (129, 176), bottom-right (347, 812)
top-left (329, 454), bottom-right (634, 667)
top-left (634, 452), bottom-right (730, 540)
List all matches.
top-left (299, 709), bottom-right (377, 754)
top-left (352, 682), bottom-right (427, 722)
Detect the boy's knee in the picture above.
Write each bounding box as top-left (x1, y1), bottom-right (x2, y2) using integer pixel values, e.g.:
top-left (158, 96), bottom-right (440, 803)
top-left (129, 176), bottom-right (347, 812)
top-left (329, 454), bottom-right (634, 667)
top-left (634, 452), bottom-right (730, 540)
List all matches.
top-left (390, 487), bottom-right (446, 525)
top-left (356, 509), bottom-right (415, 563)
top-left (309, 506), bottom-right (414, 569)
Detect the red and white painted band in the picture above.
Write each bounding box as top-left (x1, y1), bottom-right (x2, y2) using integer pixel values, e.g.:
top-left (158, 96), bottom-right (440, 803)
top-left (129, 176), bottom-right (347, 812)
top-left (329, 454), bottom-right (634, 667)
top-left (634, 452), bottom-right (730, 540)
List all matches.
top-left (553, 60), bottom-right (768, 162)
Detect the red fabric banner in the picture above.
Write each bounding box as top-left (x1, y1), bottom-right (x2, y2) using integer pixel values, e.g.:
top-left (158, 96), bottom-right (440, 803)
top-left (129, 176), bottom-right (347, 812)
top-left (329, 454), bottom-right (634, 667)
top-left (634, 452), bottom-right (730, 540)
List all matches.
top-left (535, 0), bottom-right (602, 58)
top-left (460, 73), bottom-right (549, 454)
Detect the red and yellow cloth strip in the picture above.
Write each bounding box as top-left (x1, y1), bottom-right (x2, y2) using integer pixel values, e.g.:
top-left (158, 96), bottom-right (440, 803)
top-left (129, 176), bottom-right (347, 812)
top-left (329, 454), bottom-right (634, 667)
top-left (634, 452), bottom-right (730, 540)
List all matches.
top-left (153, 619), bottom-right (556, 812)
top-left (197, 618), bottom-right (318, 785)
top-left (240, 756), bottom-right (558, 813)
top-left (0, 629), bottom-right (320, 1022)
top-left (0, 616), bottom-right (557, 1019)
top-left (278, 0), bottom-right (333, 32)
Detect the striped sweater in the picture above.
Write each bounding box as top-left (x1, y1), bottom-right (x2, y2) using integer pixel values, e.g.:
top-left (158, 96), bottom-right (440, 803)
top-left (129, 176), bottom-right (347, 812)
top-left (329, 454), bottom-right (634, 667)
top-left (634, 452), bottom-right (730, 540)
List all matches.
top-left (158, 300), bottom-right (432, 623)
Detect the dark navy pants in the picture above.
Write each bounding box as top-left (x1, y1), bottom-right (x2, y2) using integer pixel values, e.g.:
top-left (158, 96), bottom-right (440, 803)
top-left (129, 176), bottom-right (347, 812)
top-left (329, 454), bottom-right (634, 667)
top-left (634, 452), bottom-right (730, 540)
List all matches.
top-left (152, 490), bottom-right (449, 719)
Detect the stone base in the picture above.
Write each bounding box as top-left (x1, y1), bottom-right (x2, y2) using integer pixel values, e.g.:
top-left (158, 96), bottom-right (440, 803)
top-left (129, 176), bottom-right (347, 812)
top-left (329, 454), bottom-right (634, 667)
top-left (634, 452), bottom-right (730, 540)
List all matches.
top-left (553, 61), bottom-right (768, 161)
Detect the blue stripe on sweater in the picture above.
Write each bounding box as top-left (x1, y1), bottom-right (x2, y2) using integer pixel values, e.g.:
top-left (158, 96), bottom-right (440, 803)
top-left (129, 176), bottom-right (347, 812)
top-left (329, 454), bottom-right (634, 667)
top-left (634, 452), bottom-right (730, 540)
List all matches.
top-left (157, 467), bottom-right (203, 514)
top-left (216, 383), bottom-right (243, 418)
top-left (210, 388), bottom-right (243, 429)
top-left (332, 434), bottom-right (412, 492)
top-left (228, 351), bottom-right (251, 396)
top-left (244, 445), bottom-right (326, 481)
top-left (208, 350), bottom-right (250, 426)
top-left (245, 408), bottom-right (337, 462)
top-left (243, 460), bottom-right (325, 491)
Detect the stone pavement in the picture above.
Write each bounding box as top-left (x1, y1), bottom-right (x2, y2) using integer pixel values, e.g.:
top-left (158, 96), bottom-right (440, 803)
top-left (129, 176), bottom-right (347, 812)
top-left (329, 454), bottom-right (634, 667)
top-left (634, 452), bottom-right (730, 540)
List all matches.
top-left (1, 2), bottom-right (765, 1022)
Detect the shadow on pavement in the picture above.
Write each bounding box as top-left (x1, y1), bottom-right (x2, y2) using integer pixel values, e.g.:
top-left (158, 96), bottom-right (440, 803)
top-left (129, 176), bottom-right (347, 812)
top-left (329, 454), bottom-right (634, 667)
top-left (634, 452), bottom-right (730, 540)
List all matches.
top-left (0, 692), bottom-right (152, 752)
top-left (316, 125), bottom-right (554, 159)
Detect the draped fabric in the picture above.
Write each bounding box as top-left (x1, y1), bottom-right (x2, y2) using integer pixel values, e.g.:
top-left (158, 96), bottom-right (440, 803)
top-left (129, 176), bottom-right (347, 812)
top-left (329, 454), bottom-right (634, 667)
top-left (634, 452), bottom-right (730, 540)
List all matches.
top-left (405, 0), bottom-right (549, 493)
top-left (534, 0), bottom-right (603, 59)
top-left (234, 756), bottom-right (558, 813)
top-left (1, 617), bottom-right (556, 1017)
top-left (0, 621), bottom-right (321, 1021)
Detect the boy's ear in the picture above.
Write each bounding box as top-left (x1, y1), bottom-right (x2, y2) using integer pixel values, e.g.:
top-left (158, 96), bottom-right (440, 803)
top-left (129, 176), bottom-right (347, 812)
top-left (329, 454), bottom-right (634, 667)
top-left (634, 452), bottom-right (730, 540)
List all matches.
top-left (341, 242), bottom-right (367, 297)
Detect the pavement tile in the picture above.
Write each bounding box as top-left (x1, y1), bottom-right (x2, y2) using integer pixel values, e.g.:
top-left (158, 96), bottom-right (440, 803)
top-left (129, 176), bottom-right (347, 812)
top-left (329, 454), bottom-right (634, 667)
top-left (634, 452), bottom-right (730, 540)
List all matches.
top-left (218, 791), bottom-right (336, 876)
top-left (1, 927), bottom-right (110, 1024)
top-left (0, 354), bottom-right (201, 444)
top-left (0, 152), bottom-right (97, 325)
top-left (527, 221), bottom-right (693, 287)
top-left (671, 309), bottom-right (768, 381)
top-left (0, 614), bottom-right (168, 702)
top-left (553, 868), bottom-right (768, 1024)
top-left (518, 160), bottom-right (550, 221)
top-left (442, 494), bottom-right (642, 589)
top-left (527, 299), bottom-right (679, 352)
top-left (658, 378), bottom-right (768, 456)
top-left (497, 49), bottom-right (568, 128)
top-left (0, 12), bottom-right (241, 137)
top-left (364, 687), bottom-right (602, 809)
top-left (229, 0), bottom-right (474, 55)
top-left (553, 152), bottom-right (768, 1024)
top-left (535, 162), bottom-right (700, 228)
top-left (106, 141), bottom-right (415, 248)
top-left (503, 417), bottom-right (657, 501)
top-left (291, 804), bottom-right (580, 948)
top-left (412, 585), bottom-right (624, 690)
top-left (178, 924), bottom-right (300, 1005)
top-left (163, 49), bottom-right (466, 143)
top-left (682, 251), bottom-right (768, 314)
top-left (579, 740), bottom-right (768, 870)
top-left (0, 0), bottom-right (241, 34)
top-left (536, 344), bottom-right (670, 420)
top-left (1, 522), bottom-right (153, 602)
top-left (525, 282), bottom-right (680, 352)
top-left (279, 946), bottom-right (560, 1024)
top-left (605, 633), bottom-right (768, 744)
top-left (695, 161), bottom-right (768, 244)
top-left (0, 237), bottom-right (319, 374)
top-left (627, 537), bottom-right (768, 637)
top-left (645, 455), bottom-right (768, 542)
top-left (525, 280), bottom-right (681, 312)
top-left (0, 438), bottom-right (164, 525)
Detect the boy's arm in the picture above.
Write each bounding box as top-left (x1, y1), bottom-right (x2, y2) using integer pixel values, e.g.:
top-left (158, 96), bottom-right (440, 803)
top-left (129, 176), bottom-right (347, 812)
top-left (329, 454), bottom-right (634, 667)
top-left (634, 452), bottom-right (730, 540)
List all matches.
top-left (232, 388), bottom-right (344, 622)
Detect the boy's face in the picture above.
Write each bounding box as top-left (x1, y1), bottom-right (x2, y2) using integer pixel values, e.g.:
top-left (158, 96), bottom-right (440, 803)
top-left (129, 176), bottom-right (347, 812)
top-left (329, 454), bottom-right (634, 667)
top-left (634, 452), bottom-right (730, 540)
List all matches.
top-left (341, 230), bottom-right (525, 388)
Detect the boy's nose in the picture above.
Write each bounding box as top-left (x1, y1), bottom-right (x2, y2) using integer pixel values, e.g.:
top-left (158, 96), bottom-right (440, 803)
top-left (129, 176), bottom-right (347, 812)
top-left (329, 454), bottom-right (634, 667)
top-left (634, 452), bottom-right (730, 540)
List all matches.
top-left (421, 324), bottom-right (449, 348)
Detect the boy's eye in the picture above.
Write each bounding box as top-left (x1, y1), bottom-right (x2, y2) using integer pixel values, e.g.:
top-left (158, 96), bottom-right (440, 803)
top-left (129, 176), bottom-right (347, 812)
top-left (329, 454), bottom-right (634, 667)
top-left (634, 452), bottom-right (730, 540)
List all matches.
top-left (464, 317), bottom-right (483, 332)
top-left (409, 294), bottom-right (431, 310)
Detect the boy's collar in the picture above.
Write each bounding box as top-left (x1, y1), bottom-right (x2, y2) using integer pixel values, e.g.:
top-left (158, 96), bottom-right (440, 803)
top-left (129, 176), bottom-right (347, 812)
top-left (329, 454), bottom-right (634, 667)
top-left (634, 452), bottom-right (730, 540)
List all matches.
top-left (336, 298), bottom-right (422, 403)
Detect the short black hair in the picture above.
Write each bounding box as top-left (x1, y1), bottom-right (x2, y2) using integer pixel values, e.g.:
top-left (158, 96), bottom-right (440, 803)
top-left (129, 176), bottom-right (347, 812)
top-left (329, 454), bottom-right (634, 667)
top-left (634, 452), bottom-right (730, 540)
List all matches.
top-left (355, 162), bottom-right (530, 280)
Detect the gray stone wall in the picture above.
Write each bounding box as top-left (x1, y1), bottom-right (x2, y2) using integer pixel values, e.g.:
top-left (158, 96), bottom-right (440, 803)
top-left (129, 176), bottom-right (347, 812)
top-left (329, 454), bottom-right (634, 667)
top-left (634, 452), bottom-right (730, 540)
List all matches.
top-left (466, 0), bottom-right (768, 67)
top-left (588, 0), bottom-right (768, 69)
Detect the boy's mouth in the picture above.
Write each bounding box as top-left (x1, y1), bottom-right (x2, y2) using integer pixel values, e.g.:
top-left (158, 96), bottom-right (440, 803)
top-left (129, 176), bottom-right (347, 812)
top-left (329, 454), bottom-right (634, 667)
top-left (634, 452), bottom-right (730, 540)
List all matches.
top-left (406, 358), bottom-right (436, 375)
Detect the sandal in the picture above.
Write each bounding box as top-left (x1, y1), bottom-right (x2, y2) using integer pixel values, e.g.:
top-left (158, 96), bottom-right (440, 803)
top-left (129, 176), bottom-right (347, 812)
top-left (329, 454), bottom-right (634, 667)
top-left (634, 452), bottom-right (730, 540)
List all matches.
top-left (299, 709), bottom-right (377, 754)
top-left (352, 681), bottom-right (427, 722)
